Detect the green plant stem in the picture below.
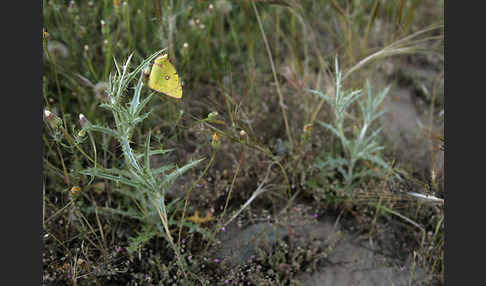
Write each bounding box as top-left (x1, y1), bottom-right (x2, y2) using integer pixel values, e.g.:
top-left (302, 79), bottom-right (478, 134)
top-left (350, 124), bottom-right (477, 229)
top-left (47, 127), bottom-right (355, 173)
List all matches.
top-left (43, 39), bottom-right (66, 126)
top-left (85, 131), bottom-right (98, 186)
top-left (219, 145), bottom-right (245, 225)
top-left (84, 49), bottom-right (99, 81)
top-left (44, 199), bottom-right (74, 225)
top-left (156, 201), bottom-right (187, 279)
top-left (177, 151), bottom-right (215, 246)
top-left (60, 127), bottom-right (96, 165)
top-left (167, 0), bottom-right (174, 60)
top-left (361, 0), bottom-right (380, 57)
top-left (204, 123), bottom-right (292, 196)
top-left (123, 2), bottom-right (134, 51)
top-left (54, 143), bottom-right (70, 186)
top-left (251, 1), bottom-right (294, 150)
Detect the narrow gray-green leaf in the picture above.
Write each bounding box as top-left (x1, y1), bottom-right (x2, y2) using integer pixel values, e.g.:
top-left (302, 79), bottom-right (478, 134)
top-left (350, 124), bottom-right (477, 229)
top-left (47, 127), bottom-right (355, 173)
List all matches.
top-left (85, 124), bottom-right (118, 138)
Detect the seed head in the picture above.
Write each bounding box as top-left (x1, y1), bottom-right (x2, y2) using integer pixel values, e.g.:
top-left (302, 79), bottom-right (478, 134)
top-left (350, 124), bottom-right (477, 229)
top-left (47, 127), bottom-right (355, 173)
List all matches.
top-left (93, 82), bottom-right (109, 101)
top-left (216, 0), bottom-right (232, 14)
top-left (79, 113), bottom-right (90, 128)
top-left (44, 109), bottom-right (62, 130)
top-left (207, 111), bottom-right (219, 122)
top-left (46, 41), bottom-right (69, 59)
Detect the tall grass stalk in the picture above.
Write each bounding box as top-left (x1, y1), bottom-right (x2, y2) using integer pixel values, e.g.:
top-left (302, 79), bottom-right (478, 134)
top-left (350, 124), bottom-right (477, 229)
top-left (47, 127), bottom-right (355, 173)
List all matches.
top-left (344, 24), bottom-right (443, 80)
top-left (251, 1), bottom-right (294, 150)
top-left (360, 0), bottom-right (380, 57)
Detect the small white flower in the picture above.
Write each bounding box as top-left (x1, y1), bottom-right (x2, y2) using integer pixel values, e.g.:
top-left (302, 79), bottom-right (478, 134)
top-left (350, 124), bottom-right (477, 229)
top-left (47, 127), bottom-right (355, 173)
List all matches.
top-left (216, 0), bottom-right (232, 15)
top-left (46, 41), bottom-right (69, 59)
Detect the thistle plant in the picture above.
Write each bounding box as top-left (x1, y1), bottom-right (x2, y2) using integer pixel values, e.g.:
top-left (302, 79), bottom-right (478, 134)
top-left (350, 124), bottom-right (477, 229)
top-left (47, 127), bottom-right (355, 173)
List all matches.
top-left (78, 50), bottom-right (203, 273)
top-left (307, 58), bottom-right (390, 190)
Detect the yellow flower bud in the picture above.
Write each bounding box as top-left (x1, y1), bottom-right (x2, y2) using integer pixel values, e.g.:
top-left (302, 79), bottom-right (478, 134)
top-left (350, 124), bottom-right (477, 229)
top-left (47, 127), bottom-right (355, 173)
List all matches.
top-left (43, 28), bottom-right (49, 40)
top-left (212, 132), bottom-right (220, 149)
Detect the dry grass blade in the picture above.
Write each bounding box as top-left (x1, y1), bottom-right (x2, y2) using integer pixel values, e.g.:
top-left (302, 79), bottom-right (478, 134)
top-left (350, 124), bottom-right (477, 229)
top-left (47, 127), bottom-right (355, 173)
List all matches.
top-left (222, 162), bottom-right (273, 228)
top-left (361, 0), bottom-right (381, 56)
top-left (251, 0), bottom-right (294, 149)
top-left (344, 24), bottom-right (444, 80)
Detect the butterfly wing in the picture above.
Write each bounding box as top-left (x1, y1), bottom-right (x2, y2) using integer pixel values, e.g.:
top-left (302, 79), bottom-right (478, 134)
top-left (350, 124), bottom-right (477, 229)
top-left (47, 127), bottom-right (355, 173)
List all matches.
top-left (148, 54), bottom-right (182, 99)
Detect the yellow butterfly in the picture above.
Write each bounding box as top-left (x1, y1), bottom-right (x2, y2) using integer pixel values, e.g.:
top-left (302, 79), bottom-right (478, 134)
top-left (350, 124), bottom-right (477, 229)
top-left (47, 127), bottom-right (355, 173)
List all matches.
top-left (148, 53), bottom-right (182, 99)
